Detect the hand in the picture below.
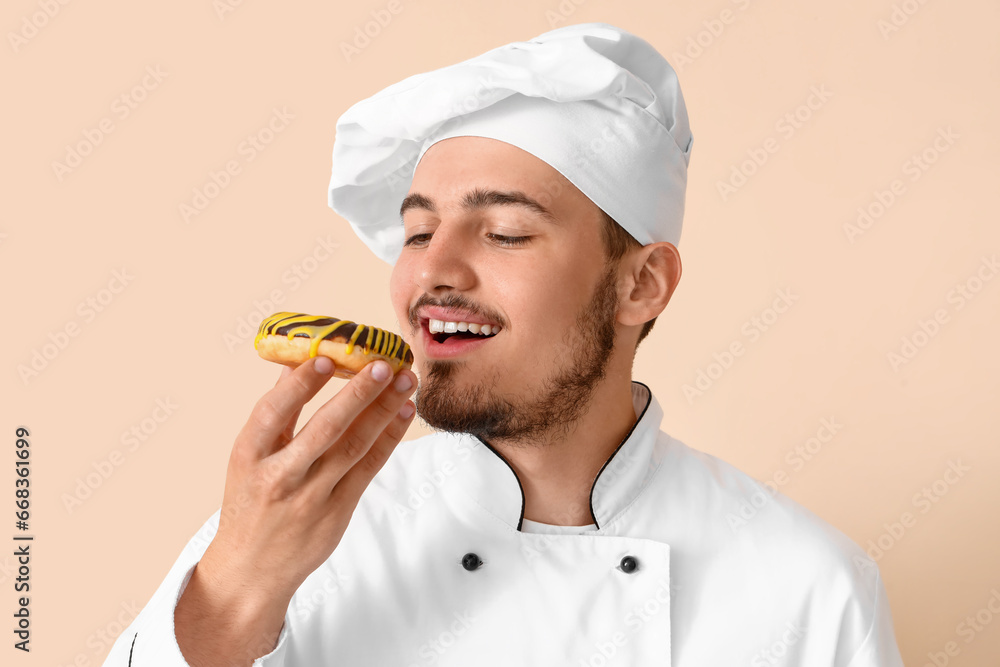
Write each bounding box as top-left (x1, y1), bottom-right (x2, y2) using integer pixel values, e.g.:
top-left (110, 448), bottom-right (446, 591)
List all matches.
top-left (175, 355), bottom-right (417, 666)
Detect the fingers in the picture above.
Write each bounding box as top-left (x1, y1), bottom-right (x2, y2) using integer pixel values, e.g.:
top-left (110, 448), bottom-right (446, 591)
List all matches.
top-left (308, 369), bottom-right (417, 488)
top-left (238, 356), bottom-right (337, 458)
top-left (326, 397), bottom-right (417, 507)
top-left (281, 363), bottom-right (417, 482)
top-left (275, 365), bottom-right (302, 443)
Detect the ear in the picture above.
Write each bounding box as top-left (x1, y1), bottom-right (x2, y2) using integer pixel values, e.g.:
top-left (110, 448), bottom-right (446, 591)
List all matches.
top-left (616, 242), bottom-right (682, 327)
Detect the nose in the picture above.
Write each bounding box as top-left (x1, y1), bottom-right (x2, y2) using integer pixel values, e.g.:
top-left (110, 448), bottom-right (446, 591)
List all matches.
top-left (416, 224), bottom-right (476, 295)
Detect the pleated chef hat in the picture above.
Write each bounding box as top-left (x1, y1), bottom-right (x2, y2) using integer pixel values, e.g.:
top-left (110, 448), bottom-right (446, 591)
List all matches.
top-left (328, 22), bottom-right (693, 265)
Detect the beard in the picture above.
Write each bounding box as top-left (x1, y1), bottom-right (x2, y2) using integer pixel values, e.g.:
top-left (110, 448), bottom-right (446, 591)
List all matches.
top-left (413, 264), bottom-right (620, 446)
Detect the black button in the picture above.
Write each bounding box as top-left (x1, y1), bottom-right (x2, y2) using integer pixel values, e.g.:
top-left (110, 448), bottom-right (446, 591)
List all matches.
top-left (462, 553), bottom-right (482, 571)
top-left (619, 555), bottom-right (639, 573)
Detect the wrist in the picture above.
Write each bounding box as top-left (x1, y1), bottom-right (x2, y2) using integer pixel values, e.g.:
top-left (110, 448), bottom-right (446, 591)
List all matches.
top-left (175, 553), bottom-right (292, 665)
top-left (192, 548), bottom-right (295, 625)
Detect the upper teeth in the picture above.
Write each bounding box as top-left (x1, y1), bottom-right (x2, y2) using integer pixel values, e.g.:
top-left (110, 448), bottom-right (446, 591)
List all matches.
top-left (428, 319), bottom-right (500, 336)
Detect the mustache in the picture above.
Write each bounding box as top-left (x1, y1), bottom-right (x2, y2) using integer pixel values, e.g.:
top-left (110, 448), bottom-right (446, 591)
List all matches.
top-left (408, 293), bottom-right (508, 331)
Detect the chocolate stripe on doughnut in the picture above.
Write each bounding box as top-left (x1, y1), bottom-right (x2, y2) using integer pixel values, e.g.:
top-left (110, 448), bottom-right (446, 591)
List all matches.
top-left (254, 312), bottom-right (413, 364)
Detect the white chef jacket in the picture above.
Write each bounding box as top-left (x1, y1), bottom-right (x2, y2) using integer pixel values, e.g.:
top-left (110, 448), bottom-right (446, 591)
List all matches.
top-left (105, 383), bottom-right (904, 666)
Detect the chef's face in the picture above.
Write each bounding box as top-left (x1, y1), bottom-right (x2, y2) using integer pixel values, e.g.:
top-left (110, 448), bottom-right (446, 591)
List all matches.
top-left (390, 136), bottom-right (625, 442)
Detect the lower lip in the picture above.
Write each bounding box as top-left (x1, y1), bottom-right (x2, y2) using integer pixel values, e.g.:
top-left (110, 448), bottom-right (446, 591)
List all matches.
top-left (420, 324), bottom-right (496, 359)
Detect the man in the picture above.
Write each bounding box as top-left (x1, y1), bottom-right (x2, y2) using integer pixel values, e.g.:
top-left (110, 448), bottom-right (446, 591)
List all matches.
top-left (106, 23), bottom-right (904, 666)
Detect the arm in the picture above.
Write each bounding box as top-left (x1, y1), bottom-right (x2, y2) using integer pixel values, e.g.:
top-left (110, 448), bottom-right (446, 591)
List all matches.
top-left (842, 568), bottom-right (906, 667)
top-left (104, 356), bottom-right (417, 666)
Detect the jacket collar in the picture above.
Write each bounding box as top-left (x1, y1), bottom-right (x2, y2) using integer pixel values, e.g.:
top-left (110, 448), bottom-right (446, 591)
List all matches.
top-left (454, 382), bottom-right (662, 531)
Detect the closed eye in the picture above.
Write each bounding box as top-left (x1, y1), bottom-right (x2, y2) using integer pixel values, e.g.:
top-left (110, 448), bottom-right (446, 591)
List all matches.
top-left (488, 234), bottom-right (530, 247)
top-left (404, 232), bottom-right (530, 248)
top-left (403, 232), bottom-right (433, 247)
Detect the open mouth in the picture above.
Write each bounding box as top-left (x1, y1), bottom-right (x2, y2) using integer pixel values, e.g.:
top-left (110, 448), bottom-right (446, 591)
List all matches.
top-left (425, 318), bottom-right (502, 345)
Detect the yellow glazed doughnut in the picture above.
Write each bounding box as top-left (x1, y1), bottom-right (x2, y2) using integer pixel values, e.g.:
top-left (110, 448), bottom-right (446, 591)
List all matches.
top-left (254, 312), bottom-right (413, 379)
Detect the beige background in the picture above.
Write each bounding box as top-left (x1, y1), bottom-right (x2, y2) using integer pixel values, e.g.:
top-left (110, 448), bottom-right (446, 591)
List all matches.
top-left (3, 0), bottom-right (998, 664)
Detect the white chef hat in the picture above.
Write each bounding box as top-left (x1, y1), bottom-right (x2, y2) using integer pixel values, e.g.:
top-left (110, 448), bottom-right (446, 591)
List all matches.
top-left (328, 22), bottom-right (693, 265)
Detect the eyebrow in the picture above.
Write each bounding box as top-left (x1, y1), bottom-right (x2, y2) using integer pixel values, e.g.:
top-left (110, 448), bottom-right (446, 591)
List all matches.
top-left (398, 187), bottom-right (557, 224)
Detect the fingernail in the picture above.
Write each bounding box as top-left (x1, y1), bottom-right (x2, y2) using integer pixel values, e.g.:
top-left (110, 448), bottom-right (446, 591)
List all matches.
top-left (398, 403), bottom-right (415, 419)
top-left (371, 361), bottom-right (391, 382)
top-left (315, 357), bottom-right (333, 374)
top-left (394, 373), bottom-right (413, 392)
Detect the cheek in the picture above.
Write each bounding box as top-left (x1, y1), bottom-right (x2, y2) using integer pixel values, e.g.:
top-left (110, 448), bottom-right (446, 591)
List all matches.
top-left (520, 255), bottom-right (598, 315)
top-left (499, 268), bottom-right (592, 339)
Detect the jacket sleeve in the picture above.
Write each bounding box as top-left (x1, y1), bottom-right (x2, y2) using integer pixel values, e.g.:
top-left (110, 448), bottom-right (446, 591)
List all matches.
top-left (842, 568), bottom-right (906, 667)
top-left (101, 509), bottom-right (293, 666)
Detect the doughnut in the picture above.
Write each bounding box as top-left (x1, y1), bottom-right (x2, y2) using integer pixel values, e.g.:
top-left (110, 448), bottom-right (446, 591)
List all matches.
top-left (254, 312), bottom-right (413, 379)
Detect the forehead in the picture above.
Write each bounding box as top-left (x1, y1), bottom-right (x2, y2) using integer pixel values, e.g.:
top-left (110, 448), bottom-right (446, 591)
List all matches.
top-left (408, 136), bottom-right (597, 218)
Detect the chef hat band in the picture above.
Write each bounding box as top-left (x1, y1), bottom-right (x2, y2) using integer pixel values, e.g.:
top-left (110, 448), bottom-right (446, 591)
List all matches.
top-left (412, 93), bottom-right (689, 249)
top-left (329, 22), bottom-right (693, 265)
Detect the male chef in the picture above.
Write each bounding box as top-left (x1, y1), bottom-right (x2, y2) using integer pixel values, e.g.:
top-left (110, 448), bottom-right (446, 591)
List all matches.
top-left (106, 22), bottom-right (905, 666)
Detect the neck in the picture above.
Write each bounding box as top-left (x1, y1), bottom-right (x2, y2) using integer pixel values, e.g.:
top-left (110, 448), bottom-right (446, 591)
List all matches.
top-left (490, 364), bottom-right (638, 527)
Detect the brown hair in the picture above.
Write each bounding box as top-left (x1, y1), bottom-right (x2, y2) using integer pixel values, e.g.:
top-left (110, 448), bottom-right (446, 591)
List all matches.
top-left (598, 210), bottom-right (657, 346)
